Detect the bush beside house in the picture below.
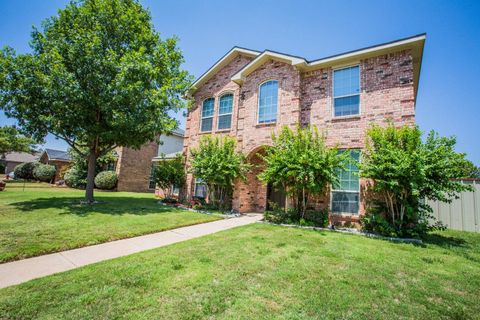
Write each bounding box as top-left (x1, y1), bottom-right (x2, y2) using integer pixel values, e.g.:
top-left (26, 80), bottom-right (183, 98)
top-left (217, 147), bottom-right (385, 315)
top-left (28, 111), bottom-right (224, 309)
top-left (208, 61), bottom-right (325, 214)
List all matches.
top-left (13, 162), bottom-right (39, 180)
top-left (33, 164), bottom-right (56, 182)
top-left (94, 171), bottom-right (118, 190)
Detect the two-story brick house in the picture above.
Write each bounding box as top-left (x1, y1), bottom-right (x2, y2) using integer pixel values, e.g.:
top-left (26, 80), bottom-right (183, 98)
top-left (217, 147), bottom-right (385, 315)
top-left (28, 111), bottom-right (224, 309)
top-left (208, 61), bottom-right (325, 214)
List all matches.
top-left (183, 34), bottom-right (425, 223)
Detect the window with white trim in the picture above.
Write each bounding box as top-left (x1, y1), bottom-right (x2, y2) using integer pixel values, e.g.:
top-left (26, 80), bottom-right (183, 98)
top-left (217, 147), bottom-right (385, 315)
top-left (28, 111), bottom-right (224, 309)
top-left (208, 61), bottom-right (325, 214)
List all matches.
top-left (333, 66), bottom-right (360, 117)
top-left (148, 163), bottom-right (157, 189)
top-left (332, 150), bottom-right (360, 214)
top-left (217, 94), bottom-right (233, 130)
top-left (201, 98), bottom-right (214, 132)
top-left (258, 80), bottom-right (278, 123)
top-left (194, 178), bottom-right (207, 198)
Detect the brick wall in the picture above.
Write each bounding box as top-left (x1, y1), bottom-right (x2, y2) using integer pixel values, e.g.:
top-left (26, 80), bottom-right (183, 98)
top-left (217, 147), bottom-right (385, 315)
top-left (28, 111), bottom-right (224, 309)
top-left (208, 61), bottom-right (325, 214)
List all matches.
top-left (184, 50), bottom-right (416, 218)
top-left (116, 141), bottom-right (158, 193)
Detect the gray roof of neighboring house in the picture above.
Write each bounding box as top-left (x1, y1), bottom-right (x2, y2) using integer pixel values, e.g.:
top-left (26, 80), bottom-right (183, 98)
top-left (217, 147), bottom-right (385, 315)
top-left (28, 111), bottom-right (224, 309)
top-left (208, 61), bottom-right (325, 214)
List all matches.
top-left (4, 152), bottom-right (38, 163)
top-left (169, 128), bottom-right (184, 137)
top-left (152, 151), bottom-right (182, 161)
top-left (43, 148), bottom-right (71, 161)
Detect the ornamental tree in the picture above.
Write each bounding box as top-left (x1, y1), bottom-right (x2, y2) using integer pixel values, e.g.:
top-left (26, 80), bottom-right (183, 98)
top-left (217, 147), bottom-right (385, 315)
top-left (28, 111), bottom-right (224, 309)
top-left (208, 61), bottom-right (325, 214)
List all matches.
top-left (258, 125), bottom-right (347, 217)
top-left (0, 0), bottom-right (191, 202)
top-left (359, 123), bottom-right (472, 235)
top-left (190, 136), bottom-right (250, 210)
top-left (154, 153), bottom-right (186, 198)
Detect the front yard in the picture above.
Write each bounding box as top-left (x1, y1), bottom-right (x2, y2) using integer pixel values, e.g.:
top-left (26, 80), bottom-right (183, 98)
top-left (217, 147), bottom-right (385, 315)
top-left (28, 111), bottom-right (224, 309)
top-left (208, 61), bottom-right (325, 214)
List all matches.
top-left (0, 182), bottom-right (220, 262)
top-left (1, 223), bottom-right (479, 319)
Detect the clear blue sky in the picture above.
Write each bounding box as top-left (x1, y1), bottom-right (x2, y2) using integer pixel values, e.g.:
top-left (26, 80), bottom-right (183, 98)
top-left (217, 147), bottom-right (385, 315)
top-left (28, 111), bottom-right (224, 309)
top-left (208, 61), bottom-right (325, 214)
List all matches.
top-left (1, 0), bottom-right (479, 165)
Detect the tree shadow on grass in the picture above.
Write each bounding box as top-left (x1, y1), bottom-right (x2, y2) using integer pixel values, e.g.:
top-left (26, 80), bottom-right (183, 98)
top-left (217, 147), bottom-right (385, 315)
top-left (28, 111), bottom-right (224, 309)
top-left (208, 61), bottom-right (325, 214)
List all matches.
top-left (9, 196), bottom-right (183, 217)
top-left (422, 233), bottom-right (469, 249)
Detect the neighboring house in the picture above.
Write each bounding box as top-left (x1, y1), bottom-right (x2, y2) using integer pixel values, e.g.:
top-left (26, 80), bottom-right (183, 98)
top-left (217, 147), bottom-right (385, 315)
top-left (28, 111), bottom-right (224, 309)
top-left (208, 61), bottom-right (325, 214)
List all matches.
top-left (2, 152), bottom-right (38, 175)
top-left (115, 129), bottom-right (184, 192)
top-left (38, 149), bottom-right (72, 182)
top-left (183, 34), bottom-right (425, 224)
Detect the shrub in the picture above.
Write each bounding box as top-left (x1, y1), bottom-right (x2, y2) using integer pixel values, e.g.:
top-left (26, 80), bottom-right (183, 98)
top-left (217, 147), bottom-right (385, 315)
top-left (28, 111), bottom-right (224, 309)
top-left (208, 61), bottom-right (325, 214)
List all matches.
top-left (33, 164), bottom-right (56, 182)
top-left (359, 123), bottom-right (471, 238)
top-left (264, 203), bottom-right (329, 227)
top-left (13, 162), bottom-right (39, 180)
top-left (64, 167), bottom-right (87, 189)
top-left (94, 170), bottom-right (118, 190)
top-left (154, 154), bottom-right (185, 198)
top-left (259, 125), bottom-right (346, 217)
top-left (190, 135), bottom-right (249, 211)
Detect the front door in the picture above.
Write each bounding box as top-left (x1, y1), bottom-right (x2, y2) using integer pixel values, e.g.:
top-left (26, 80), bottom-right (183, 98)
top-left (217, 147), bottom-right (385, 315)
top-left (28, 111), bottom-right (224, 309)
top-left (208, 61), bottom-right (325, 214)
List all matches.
top-left (267, 183), bottom-right (286, 211)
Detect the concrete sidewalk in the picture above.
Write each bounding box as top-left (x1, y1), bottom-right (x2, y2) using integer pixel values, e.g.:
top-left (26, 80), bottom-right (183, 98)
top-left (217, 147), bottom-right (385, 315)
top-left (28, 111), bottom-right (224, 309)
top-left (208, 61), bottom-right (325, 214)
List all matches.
top-left (0, 214), bottom-right (262, 289)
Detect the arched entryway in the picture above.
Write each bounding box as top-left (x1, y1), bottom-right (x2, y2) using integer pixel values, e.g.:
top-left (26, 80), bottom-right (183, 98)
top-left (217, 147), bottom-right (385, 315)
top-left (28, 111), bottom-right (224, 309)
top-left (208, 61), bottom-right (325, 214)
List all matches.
top-left (232, 146), bottom-right (286, 213)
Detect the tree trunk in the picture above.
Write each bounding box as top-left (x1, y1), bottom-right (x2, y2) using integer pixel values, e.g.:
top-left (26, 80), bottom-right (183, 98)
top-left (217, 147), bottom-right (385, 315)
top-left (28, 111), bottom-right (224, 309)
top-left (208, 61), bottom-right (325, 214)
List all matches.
top-left (85, 149), bottom-right (97, 203)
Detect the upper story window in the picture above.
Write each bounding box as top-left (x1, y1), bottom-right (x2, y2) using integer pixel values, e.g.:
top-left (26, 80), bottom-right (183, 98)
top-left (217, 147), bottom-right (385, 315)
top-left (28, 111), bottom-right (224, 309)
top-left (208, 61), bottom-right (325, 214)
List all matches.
top-left (332, 150), bottom-right (360, 214)
top-left (333, 66), bottom-right (360, 117)
top-left (218, 94), bottom-right (233, 130)
top-left (201, 98), bottom-right (214, 132)
top-left (258, 80), bottom-right (278, 124)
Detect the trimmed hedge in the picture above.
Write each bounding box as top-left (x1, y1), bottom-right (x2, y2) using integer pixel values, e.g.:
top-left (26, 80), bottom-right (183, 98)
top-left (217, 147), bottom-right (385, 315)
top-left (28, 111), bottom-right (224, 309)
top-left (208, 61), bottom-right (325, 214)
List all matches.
top-left (94, 170), bottom-right (118, 190)
top-left (64, 168), bottom-right (87, 189)
top-left (13, 162), bottom-right (39, 180)
top-left (33, 164), bottom-right (56, 182)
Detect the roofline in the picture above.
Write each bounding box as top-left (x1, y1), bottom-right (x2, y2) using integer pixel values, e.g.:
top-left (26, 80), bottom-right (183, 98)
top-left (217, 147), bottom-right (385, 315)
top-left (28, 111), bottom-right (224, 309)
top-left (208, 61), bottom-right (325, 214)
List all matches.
top-left (41, 149), bottom-right (71, 162)
top-left (190, 33), bottom-right (426, 101)
top-left (307, 33), bottom-right (426, 66)
top-left (189, 46), bottom-right (261, 93)
top-left (232, 33), bottom-right (426, 84)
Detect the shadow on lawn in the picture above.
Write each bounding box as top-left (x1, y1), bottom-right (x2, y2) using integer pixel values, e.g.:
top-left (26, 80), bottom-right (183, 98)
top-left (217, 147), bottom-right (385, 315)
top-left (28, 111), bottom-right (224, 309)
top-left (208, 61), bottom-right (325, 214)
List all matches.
top-left (10, 196), bottom-right (179, 217)
top-left (422, 233), bottom-right (469, 249)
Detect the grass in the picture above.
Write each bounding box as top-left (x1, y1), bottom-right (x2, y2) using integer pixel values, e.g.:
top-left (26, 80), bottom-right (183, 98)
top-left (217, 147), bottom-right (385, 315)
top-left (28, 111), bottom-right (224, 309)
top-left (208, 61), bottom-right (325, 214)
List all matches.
top-left (0, 181), bottom-right (220, 263)
top-left (1, 223), bottom-right (479, 319)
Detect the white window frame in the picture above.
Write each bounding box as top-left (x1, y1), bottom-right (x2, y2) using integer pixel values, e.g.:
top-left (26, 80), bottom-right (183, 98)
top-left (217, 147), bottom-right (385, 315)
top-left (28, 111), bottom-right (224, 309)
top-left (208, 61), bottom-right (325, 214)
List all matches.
top-left (217, 92), bottom-right (234, 131)
top-left (332, 64), bottom-right (361, 118)
top-left (148, 163), bottom-right (157, 190)
top-left (330, 149), bottom-right (361, 215)
top-left (257, 79), bottom-right (279, 124)
top-left (200, 97), bottom-right (215, 132)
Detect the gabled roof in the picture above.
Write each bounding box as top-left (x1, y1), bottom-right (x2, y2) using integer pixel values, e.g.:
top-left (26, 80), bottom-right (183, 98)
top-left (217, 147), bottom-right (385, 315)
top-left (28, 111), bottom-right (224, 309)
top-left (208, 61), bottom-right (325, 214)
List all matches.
top-left (42, 148), bottom-right (71, 161)
top-left (189, 47), bottom-right (261, 93)
top-left (190, 34), bottom-right (426, 98)
top-left (4, 152), bottom-right (37, 163)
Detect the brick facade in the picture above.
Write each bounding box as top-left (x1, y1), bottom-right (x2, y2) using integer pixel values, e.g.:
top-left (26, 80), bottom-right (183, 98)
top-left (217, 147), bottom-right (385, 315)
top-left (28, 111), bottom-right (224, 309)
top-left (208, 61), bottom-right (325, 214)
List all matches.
top-left (115, 142), bottom-right (158, 193)
top-left (184, 43), bottom-right (420, 222)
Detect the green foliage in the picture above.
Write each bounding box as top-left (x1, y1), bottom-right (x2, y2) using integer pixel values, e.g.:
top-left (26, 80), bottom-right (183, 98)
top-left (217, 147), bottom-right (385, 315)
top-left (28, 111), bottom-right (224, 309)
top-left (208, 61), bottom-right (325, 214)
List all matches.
top-left (0, 126), bottom-right (37, 156)
top-left (259, 125), bottom-right (346, 217)
top-left (264, 203), bottom-right (329, 227)
top-left (13, 162), bottom-right (39, 180)
top-left (33, 164), bottom-right (56, 182)
top-left (0, 0), bottom-right (191, 201)
top-left (64, 147), bottom-right (116, 189)
top-left (190, 135), bottom-right (250, 210)
top-left (154, 154), bottom-right (185, 198)
top-left (360, 123), bottom-right (471, 237)
top-left (94, 171), bottom-right (118, 190)
top-left (64, 167), bottom-right (87, 189)
top-left (458, 159), bottom-right (480, 178)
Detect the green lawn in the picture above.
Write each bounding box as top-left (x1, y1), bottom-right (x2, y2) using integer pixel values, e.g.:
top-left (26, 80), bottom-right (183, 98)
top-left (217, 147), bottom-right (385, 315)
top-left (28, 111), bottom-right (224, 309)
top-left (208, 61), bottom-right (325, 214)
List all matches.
top-left (1, 223), bottom-right (479, 319)
top-left (0, 182), bottom-right (220, 263)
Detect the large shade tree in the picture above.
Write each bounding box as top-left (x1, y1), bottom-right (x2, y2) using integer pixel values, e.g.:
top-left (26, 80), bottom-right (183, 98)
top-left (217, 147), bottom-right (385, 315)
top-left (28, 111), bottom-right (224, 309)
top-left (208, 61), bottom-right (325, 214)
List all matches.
top-left (0, 0), bottom-right (191, 202)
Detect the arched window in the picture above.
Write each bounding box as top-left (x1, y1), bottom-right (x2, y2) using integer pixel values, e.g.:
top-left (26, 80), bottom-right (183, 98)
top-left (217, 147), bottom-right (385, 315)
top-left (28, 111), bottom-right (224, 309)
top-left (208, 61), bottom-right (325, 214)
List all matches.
top-left (201, 98), bottom-right (214, 132)
top-left (217, 94), bottom-right (233, 130)
top-left (258, 80), bottom-right (278, 123)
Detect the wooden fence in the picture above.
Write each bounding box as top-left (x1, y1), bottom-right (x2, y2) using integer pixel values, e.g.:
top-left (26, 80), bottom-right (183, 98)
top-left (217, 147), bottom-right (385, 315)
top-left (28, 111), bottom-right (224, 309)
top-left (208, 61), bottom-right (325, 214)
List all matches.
top-left (426, 180), bottom-right (480, 233)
